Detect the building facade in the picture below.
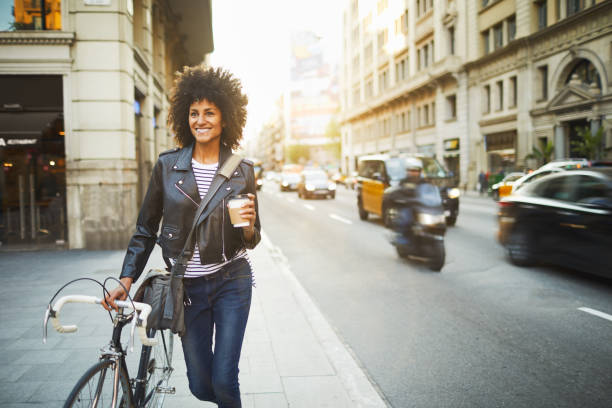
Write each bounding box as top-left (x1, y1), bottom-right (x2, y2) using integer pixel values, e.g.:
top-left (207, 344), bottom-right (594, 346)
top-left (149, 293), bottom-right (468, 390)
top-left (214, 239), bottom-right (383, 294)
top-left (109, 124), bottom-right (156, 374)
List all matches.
top-left (341, 0), bottom-right (612, 189)
top-left (0, 0), bottom-right (213, 250)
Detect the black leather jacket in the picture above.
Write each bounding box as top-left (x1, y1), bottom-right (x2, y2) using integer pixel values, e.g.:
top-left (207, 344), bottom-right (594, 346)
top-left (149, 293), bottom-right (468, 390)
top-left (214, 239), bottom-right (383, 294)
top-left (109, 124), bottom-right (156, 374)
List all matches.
top-left (120, 143), bottom-right (261, 282)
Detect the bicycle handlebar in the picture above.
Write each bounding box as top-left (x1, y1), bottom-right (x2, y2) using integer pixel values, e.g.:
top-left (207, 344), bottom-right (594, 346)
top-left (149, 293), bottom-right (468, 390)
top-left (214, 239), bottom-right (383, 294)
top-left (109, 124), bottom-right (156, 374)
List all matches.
top-left (43, 295), bottom-right (158, 348)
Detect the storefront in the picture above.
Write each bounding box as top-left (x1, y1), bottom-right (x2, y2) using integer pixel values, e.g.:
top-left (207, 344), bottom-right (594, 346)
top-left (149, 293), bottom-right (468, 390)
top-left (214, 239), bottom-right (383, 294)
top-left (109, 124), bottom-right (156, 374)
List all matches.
top-left (484, 131), bottom-right (517, 176)
top-left (0, 75), bottom-right (66, 248)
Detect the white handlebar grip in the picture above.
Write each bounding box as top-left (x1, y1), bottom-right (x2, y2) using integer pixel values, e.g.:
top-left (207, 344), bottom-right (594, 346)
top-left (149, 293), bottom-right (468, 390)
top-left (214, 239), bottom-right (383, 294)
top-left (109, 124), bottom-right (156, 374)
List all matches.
top-left (51, 295), bottom-right (99, 333)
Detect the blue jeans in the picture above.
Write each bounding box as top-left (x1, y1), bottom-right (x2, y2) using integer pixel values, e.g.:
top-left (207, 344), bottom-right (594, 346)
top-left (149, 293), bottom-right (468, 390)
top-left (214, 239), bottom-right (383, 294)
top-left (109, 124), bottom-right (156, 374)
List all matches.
top-left (181, 257), bottom-right (252, 408)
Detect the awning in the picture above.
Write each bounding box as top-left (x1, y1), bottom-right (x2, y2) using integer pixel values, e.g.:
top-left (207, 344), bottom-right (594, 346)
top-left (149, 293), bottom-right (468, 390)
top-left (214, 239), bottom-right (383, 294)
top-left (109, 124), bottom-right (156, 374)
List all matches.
top-left (0, 111), bottom-right (62, 138)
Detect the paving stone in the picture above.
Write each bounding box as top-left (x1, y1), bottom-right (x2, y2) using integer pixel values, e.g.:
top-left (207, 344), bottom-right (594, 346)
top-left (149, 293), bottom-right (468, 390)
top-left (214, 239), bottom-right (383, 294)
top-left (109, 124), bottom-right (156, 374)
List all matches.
top-left (15, 349), bottom-right (72, 365)
top-left (0, 380), bottom-right (43, 404)
top-left (0, 364), bottom-right (31, 382)
top-left (282, 376), bottom-right (353, 408)
top-left (251, 392), bottom-right (289, 408)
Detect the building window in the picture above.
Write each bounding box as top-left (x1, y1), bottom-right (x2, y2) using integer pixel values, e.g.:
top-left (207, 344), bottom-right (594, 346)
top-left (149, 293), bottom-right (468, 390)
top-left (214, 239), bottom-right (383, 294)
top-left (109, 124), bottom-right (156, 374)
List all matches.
top-left (377, 28), bottom-right (388, 52)
top-left (507, 16), bottom-right (516, 41)
top-left (431, 102), bottom-right (435, 123)
top-left (365, 42), bottom-right (373, 65)
top-left (483, 30), bottom-right (490, 55)
top-left (496, 81), bottom-right (503, 111)
top-left (3, 0), bottom-right (63, 31)
top-left (377, 0), bottom-right (388, 15)
top-left (353, 54), bottom-right (360, 74)
top-left (424, 105), bottom-right (430, 126)
top-left (565, 58), bottom-right (602, 89)
top-left (352, 26), bottom-right (359, 44)
top-left (379, 69), bottom-right (389, 93)
top-left (402, 9), bottom-right (409, 33)
top-left (395, 56), bottom-right (409, 82)
top-left (509, 76), bottom-right (517, 108)
top-left (448, 26), bottom-right (455, 55)
top-left (404, 110), bottom-right (411, 130)
top-left (567, 0), bottom-right (587, 16)
top-left (537, 2), bottom-right (547, 29)
top-left (446, 95), bottom-right (457, 120)
top-left (538, 65), bottom-right (548, 100)
top-left (484, 85), bottom-right (491, 113)
top-left (493, 23), bottom-right (503, 50)
top-left (365, 79), bottom-right (374, 99)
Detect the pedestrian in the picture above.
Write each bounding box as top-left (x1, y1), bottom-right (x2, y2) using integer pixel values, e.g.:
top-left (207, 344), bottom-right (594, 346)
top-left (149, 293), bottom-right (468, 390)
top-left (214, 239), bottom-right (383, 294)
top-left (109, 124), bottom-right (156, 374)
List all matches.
top-left (478, 170), bottom-right (486, 195)
top-left (102, 65), bottom-right (261, 408)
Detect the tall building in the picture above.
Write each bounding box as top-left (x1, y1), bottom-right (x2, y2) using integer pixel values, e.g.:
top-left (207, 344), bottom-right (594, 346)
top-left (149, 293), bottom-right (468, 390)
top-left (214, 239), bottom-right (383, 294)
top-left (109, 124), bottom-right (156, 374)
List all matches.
top-left (0, 0), bottom-right (213, 250)
top-left (287, 30), bottom-right (340, 166)
top-left (340, 0), bottom-right (612, 189)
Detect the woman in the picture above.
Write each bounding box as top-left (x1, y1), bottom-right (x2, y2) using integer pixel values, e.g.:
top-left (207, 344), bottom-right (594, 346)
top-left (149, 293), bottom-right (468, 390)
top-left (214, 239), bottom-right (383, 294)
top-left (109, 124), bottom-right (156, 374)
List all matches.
top-left (103, 65), bottom-right (260, 408)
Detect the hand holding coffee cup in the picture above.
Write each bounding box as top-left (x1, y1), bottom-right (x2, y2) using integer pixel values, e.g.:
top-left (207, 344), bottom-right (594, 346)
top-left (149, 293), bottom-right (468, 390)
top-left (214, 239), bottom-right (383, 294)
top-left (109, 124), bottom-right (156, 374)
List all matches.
top-left (228, 194), bottom-right (256, 229)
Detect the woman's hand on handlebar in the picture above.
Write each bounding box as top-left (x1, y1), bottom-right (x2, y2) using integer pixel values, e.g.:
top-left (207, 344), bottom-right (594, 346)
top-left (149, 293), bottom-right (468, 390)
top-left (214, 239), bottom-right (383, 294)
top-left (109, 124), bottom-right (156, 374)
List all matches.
top-left (101, 277), bottom-right (133, 311)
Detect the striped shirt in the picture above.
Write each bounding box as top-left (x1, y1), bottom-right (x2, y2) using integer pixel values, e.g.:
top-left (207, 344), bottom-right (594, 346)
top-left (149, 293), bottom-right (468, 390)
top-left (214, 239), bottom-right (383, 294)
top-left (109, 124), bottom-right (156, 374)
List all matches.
top-left (183, 159), bottom-right (249, 278)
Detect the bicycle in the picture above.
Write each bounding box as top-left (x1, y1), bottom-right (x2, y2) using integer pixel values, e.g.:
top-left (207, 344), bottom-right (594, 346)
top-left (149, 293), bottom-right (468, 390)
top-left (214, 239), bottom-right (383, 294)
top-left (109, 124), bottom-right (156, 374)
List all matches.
top-left (43, 278), bottom-right (175, 408)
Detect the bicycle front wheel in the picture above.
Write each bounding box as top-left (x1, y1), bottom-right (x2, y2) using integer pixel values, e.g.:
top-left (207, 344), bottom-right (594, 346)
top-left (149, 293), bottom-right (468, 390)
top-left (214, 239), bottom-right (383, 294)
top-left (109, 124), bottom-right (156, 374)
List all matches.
top-left (141, 329), bottom-right (175, 408)
top-left (64, 359), bottom-right (131, 408)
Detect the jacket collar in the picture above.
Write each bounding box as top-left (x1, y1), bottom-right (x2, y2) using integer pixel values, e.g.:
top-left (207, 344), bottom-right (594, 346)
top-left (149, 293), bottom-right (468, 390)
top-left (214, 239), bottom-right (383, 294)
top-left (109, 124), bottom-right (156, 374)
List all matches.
top-left (173, 142), bottom-right (233, 171)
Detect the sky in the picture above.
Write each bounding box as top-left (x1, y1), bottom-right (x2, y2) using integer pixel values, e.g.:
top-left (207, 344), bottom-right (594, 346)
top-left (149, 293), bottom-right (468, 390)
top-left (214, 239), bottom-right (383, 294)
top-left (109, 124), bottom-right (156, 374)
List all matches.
top-left (210, 0), bottom-right (344, 141)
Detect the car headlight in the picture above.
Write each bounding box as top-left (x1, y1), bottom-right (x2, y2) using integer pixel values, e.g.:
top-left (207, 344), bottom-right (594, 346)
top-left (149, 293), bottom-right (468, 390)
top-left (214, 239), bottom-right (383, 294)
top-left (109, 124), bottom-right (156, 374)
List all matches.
top-left (257, 179), bottom-right (263, 185)
top-left (418, 212), bottom-right (445, 226)
top-left (282, 181), bottom-right (288, 187)
top-left (447, 187), bottom-right (460, 199)
top-left (306, 184), bottom-right (315, 191)
top-left (328, 183), bottom-right (337, 190)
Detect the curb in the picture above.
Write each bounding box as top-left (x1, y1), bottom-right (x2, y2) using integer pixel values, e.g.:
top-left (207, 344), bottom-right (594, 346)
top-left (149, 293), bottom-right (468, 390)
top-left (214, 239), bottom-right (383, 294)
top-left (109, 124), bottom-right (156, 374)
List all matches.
top-left (260, 231), bottom-right (390, 408)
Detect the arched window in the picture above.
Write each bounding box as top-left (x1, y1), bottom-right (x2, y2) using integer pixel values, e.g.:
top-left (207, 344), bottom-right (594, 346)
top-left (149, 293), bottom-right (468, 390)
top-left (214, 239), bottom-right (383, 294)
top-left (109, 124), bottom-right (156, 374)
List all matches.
top-left (565, 59), bottom-right (602, 89)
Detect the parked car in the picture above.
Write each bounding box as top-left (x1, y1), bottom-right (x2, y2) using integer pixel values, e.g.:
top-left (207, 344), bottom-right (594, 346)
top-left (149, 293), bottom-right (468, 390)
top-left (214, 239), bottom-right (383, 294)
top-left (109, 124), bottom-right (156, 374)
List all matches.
top-left (498, 168), bottom-right (612, 278)
top-left (491, 172), bottom-right (525, 201)
top-left (279, 172), bottom-right (300, 192)
top-left (357, 154), bottom-right (460, 226)
top-left (297, 170), bottom-right (336, 199)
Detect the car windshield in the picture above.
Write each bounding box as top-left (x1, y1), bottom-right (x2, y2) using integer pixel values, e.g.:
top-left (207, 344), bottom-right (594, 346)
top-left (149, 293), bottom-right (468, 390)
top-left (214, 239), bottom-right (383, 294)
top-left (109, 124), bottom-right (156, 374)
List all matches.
top-left (305, 172), bottom-right (328, 182)
top-left (386, 157), bottom-right (448, 181)
top-left (282, 173), bottom-right (300, 182)
top-left (504, 173), bottom-right (524, 182)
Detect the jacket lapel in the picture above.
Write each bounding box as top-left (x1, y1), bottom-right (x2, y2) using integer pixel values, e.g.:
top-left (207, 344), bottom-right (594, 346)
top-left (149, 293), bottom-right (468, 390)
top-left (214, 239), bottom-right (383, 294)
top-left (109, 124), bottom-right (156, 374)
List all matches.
top-left (172, 143), bottom-right (201, 205)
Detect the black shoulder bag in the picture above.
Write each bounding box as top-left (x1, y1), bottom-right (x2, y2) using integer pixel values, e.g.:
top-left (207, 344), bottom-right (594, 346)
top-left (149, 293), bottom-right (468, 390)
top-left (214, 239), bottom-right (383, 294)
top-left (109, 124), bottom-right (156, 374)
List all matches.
top-left (134, 154), bottom-right (244, 337)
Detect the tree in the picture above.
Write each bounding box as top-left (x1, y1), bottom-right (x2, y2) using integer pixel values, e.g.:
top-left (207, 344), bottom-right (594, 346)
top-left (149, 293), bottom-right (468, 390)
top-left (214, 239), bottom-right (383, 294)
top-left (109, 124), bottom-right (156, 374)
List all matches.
top-left (525, 140), bottom-right (554, 167)
top-left (571, 126), bottom-right (605, 160)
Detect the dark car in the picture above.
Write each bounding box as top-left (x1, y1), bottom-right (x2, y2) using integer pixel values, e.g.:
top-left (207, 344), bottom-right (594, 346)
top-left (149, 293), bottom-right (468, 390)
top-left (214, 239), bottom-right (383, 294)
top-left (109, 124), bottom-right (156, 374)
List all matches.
top-left (497, 168), bottom-right (612, 278)
top-left (297, 170), bottom-right (336, 199)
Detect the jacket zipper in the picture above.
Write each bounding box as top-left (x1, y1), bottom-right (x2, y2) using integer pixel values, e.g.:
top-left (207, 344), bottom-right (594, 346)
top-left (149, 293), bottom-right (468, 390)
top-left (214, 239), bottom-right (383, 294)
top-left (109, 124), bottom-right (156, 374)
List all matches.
top-left (175, 184), bottom-right (199, 208)
top-left (222, 197), bottom-right (228, 262)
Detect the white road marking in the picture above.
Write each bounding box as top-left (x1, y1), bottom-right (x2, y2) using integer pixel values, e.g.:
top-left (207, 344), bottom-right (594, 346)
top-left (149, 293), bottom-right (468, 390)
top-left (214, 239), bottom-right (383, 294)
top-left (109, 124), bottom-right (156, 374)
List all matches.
top-left (578, 307), bottom-right (612, 323)
top-left (303, 204), bottom-right (315, 211)
top-left (329, 213), bottom-right (353, 225)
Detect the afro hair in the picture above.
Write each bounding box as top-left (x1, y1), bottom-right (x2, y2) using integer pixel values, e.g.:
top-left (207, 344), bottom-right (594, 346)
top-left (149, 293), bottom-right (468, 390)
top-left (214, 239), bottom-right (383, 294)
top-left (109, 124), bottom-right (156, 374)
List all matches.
top-left (168, 65), bottom-right (248, 150)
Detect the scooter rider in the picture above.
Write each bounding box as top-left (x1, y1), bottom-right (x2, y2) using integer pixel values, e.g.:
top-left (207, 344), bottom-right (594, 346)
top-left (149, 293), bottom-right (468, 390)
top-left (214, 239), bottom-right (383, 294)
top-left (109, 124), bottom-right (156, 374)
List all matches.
top-left (391, 161), bottom-right (424, 246)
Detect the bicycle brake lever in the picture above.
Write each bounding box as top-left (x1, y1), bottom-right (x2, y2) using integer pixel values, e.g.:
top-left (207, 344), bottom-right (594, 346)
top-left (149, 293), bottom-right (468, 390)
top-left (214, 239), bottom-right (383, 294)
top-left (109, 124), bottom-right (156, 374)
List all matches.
top-left (42, 305), bottom-right (54, 344)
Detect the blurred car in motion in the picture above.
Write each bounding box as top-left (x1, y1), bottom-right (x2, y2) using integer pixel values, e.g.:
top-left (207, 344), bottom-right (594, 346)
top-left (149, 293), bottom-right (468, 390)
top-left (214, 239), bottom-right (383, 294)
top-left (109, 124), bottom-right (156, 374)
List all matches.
top-left (279, 172), bottom-right (300, 192)
top-left (297, 170), bottom-right (336, 199)
top-left (491, 172), bottom-right (525, 201)
top-left (357, 153), bottom-right (460, 226)
top-left (344, 171), bottom-right (358, 190)
top-left (498, 168), bottom-right (612, 277)
top-left (252, 159), bottom-right (264, 191)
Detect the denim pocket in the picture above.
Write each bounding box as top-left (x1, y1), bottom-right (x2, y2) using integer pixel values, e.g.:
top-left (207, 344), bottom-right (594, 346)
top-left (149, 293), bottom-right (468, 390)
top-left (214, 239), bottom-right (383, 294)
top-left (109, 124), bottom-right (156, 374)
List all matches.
top-left (223, 258), bottom-right (252, 281)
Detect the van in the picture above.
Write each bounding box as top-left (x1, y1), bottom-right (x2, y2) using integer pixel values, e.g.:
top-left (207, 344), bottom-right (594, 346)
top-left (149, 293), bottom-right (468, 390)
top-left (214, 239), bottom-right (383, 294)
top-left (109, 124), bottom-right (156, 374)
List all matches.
top-left (357, 154), bottom-right (460, 226)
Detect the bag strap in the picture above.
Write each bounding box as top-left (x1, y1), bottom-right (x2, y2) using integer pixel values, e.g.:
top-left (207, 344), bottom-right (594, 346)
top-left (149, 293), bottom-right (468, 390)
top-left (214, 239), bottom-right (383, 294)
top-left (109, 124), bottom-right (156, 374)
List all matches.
top-left (174, 153), bottom-right (243, 269)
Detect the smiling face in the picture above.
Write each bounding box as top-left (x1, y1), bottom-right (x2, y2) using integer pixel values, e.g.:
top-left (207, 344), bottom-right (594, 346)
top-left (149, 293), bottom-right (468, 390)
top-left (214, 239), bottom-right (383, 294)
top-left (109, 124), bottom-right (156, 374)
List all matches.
top-left (188, 99), bottom-right (223, 148)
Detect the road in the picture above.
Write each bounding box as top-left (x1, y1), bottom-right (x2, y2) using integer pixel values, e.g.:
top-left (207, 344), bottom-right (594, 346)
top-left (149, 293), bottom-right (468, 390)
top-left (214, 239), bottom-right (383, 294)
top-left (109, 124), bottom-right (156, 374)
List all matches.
top-left (257, 181), bottom-right (612, 408)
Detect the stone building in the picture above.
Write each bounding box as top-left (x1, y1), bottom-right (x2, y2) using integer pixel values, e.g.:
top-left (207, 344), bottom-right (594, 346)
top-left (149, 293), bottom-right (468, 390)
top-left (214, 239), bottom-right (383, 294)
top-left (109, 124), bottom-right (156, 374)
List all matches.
top-left (340, 0), bottom-right (612, 189)
top-left (0, 0), bottom-right (213, 250)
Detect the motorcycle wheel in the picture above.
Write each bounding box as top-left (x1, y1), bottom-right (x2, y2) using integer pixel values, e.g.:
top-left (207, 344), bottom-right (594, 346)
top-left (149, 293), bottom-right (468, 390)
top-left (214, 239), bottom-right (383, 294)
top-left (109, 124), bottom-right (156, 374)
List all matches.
top-left (428, 241), bottom-right (445, 271)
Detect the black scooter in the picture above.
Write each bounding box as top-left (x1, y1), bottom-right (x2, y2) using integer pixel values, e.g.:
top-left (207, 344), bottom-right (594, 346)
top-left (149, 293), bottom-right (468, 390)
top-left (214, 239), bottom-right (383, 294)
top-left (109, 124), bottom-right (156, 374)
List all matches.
top-left (386, 182), bottom-right (447, 271)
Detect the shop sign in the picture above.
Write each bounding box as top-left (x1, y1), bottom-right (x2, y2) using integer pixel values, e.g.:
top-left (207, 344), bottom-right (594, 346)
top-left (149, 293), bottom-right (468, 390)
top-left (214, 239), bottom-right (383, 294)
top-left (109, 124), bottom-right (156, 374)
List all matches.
top-left (444, 138), bottom-right (460, 151)
top-left (84, 0), bottom-right (111, 5)
top-left (0, 138), bottom-right (39, 146)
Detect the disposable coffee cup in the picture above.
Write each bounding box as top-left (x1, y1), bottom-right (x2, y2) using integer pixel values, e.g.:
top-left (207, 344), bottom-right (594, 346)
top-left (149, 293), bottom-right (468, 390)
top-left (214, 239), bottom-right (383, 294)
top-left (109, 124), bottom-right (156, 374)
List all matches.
top-left (228, 195), bottom-right (250, 228)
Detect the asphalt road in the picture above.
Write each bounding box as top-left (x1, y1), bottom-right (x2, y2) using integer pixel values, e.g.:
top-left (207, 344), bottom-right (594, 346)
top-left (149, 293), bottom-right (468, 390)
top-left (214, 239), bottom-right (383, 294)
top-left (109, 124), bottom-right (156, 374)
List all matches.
top-left (257, 181), bottom-right (612, 408)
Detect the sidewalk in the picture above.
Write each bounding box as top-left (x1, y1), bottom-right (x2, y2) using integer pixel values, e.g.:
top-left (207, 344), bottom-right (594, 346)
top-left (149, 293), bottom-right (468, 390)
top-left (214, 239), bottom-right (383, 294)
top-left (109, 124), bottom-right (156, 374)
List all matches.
top-left (0, 232), bottom-right (388, 408)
